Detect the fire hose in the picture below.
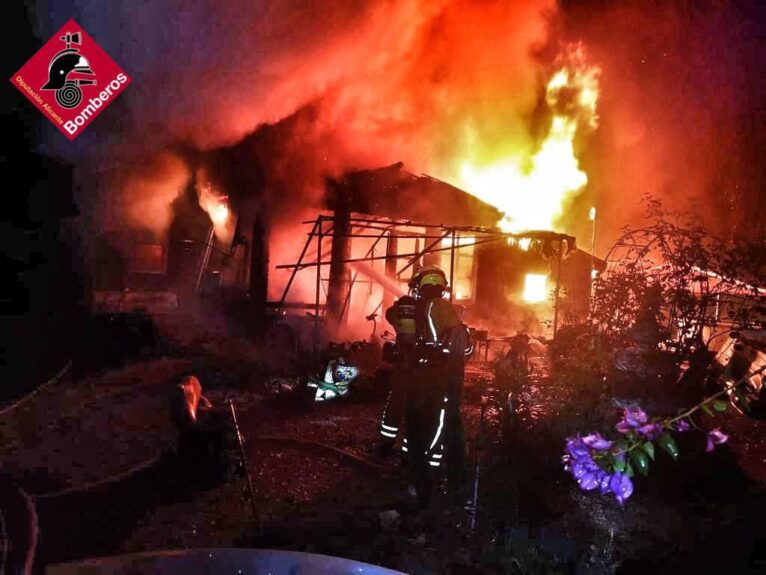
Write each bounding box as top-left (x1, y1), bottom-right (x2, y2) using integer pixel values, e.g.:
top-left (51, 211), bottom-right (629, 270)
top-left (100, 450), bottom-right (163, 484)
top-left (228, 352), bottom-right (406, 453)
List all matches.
top-left (251, 435), bottom-right (395, 474)
top-left (0, 361), bottom-right (72, 418)
top-left (26, 436), bottom-right (391, 503)
top-left (23, 426), bottom-right (393, 503)
top-left (29, 453), bottom-right (163, 499)
top-left (0, 480), bottom-right (38, 575)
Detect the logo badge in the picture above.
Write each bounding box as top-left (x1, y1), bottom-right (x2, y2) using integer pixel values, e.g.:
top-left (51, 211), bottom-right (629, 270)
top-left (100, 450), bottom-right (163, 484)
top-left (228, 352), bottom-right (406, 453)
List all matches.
top-left (11, 19), bottom-right (131, 140)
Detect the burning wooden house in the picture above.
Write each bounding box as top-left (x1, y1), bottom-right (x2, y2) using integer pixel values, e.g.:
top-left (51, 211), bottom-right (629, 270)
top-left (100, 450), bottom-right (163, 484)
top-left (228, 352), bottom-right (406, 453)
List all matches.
top-left (89, 156), bottom-right (603, 345)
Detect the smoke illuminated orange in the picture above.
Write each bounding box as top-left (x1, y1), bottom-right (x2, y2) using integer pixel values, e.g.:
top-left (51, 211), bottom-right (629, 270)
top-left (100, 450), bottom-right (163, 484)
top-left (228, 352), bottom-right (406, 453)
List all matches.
top-left (456, 45), bottom-right (600, 233)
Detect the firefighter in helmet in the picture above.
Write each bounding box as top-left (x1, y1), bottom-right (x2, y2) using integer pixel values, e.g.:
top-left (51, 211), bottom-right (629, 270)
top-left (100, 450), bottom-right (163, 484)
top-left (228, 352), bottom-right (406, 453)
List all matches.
top-left (403, 264), bottom-right (471, 506)
top-left (377, 294), bottom-right (417, 453)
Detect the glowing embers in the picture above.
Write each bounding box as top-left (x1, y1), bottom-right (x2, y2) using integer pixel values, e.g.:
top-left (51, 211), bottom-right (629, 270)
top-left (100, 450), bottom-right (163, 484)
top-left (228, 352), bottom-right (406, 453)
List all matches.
top-left (523, 273), bottom-right (548, 303)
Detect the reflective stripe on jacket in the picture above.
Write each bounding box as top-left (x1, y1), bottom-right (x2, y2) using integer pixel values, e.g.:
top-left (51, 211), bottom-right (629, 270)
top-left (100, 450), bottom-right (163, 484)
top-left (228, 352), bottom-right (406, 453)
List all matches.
top-left (421, 297), bottom-right (462, 343)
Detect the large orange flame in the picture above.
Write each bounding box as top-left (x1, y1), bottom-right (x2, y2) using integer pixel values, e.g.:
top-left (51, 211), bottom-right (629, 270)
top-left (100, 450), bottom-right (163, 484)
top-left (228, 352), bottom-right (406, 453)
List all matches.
top-left (456, 44), bottom-right (600, 233)
top-left (197, 181), bottom-right (230, 238)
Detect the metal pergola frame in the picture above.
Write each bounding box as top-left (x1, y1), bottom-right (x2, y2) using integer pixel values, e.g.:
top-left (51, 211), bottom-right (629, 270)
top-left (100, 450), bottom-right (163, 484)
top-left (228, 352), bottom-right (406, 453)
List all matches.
top-left (273, 213), bottom-right (576, 353)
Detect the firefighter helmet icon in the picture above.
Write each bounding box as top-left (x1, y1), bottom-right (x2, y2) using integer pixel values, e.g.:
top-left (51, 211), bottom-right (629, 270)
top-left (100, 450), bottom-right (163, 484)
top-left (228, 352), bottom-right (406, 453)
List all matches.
top-left (40, 31), bottom-right (96, 109)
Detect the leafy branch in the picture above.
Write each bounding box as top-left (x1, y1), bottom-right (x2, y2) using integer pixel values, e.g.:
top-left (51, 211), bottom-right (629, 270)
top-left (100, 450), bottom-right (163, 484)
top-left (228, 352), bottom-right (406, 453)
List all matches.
top-left (563, 378), bottom-right (750, 505)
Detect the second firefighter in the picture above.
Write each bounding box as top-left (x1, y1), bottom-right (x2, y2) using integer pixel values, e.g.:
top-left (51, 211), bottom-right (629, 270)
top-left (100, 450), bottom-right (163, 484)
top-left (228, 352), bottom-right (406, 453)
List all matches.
top-left (393, 264), bottom-right (472, 506)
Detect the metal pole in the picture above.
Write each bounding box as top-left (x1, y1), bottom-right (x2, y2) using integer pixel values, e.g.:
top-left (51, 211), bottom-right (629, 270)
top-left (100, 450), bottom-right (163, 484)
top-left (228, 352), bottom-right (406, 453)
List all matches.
top-left (275, 236), bottom-right (503, 271)
top-left (590, 207), bottom-right (597, 274)
top-left (338, 227), bottom-right (389, 323)
top-left (195, 226), bottom-right (215, 293)
top-left (278, 219), bottom-right (318, 306)
top-left (314, 217), bottom-right (322, 358)
top-left (228, 399), bottom-right (259, 524)
top-left (589, 207), bottom-right (597, 312)
top-left (469, 397), bottom-right (487, 532)
top-left (553, 239), bottom-right (563, 338)
top-left (308, 232), bottom-right (458, 239)
top-left (396, 229), bottom-right (453, 278)
top-left (449, 229), bottom-right (456, 302)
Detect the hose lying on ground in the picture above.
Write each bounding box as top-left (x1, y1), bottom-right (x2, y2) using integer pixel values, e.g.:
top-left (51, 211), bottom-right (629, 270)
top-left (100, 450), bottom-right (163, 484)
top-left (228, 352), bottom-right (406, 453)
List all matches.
top-left (30, 453), bottom-right (163, 500)
top-left (1, 359), bottom-right (193, 423)
top-left (0, 481), bottom-right (38, 575)
top-left (29, 435), bottom-right (394, 500)
top-left (0, 361), bottom-right (72, 418)
top-left (253, 435), bottom-right (396, 474)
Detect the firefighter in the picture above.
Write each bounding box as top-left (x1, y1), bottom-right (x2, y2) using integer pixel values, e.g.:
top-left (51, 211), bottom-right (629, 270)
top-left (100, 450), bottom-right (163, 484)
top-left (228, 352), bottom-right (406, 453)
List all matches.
top-left (378, 294), bottom-right (417, 453)
top-left (403, 264), bottom-right (470, 507)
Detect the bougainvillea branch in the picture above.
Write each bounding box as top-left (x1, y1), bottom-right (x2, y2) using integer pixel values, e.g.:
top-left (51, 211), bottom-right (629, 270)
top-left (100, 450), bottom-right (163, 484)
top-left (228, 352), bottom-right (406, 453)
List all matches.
top-left (563, 384), bottom-right (741, 505)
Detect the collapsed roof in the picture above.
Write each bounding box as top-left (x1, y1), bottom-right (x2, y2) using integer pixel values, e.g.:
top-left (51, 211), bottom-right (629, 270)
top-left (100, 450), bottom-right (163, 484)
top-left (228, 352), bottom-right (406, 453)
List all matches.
top-left (325, 162), bottom-right (503, 228)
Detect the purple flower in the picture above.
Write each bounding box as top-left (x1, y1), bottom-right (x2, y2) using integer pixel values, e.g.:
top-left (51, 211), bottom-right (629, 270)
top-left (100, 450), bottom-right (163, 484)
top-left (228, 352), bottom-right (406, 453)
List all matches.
top-left (705, 428), bottom-right (729, 452)
top-left (578, 471), bottom-right (601, 491)
top-left (637, 423), bottom-right (662, 440)
top-left (609, 472), bottom-right (634, 505)
top-left (615, 421), bottom-right (632, 434)
top-left (599, 472), bottom-right (612, 495)
top-left (625, 408), bottom-right (648, 426)
top-left (582, 433), bottom-right (613, 451)
top-left (615, 407), bottom-right (648, 434)
top-left (571, 460), bottom-right (588, 479)
top-left (566, 437), bottom-right (590, 459)
top-left (675, 419), bottom-right (691, 432)
top-left (564, 434), bottom-right (638, 504)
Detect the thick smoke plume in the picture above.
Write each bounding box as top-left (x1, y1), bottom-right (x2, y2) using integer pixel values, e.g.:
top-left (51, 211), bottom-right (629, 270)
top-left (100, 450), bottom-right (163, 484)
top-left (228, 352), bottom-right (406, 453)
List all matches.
top-left (108, 151), bottom-right (191, 239)
top-left (51, 0), bottom-right (556, 230)
top-left (41, 0), bottom-right (763, 251)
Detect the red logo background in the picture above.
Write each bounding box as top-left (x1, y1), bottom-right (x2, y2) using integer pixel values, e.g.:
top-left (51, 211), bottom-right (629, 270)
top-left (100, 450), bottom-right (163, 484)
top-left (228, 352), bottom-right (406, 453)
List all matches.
top-left (11, 19), bottom-right (131, 140)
